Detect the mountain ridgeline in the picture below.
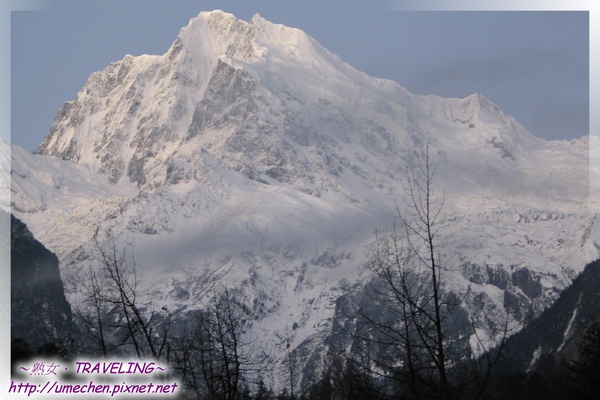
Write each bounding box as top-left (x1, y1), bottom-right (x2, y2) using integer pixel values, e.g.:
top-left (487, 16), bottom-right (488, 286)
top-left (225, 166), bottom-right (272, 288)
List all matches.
top-left (6, 10), bottom-right (599, 394)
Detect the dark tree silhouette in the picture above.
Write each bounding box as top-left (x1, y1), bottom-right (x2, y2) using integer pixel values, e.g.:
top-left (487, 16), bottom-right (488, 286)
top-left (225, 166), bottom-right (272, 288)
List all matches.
top-left (174, 287), bottom-right (265, 400)
top-left (343, 147), bottom-right (511, 400)
top-left (74, 237), bottom-right (171, 360)
top-left (569, 320), bottom-right (600, 399)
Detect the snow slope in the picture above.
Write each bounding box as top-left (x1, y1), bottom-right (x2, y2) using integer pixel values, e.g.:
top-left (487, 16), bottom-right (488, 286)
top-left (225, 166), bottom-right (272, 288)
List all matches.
top-left (8, 10), bottom-right (599, 389)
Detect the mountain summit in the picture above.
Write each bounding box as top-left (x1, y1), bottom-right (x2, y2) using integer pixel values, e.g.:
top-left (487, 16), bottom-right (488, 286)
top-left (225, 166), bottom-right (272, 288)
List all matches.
top-left (10, 11), bottom-right (598, 389)
top-left (34, 10), bottom-right (377, 190)
top-left (33, 11), bottom-right (554, 199)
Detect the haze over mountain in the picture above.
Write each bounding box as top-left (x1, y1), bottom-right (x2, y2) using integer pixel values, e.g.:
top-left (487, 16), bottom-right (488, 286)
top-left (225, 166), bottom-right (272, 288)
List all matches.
top-left (5, 10), bottom-right (599, 387)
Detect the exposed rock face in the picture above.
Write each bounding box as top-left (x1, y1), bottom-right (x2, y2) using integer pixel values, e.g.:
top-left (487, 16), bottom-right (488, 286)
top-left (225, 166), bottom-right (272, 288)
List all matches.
top-left (494, 258), bottom-right (600, 377)
top-left (10, 212), bottom-right (73, 352)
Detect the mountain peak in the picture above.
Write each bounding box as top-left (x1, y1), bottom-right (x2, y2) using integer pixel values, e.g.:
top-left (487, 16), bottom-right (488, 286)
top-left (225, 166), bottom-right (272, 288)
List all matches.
top-left (177, 10), bottom-right (258, 64)
top-left (178, 10), bottom-right (314, 67)
top-left (33, 10), bottom-right (545, 196)
top-left (250, 12), bottom-right (266, 24)
top-left (249, 12), bottom-right (306, 46)
top-left (33, 11), bottom-right (360, 186)
top-left (200, 9), bottom-right (234, 19)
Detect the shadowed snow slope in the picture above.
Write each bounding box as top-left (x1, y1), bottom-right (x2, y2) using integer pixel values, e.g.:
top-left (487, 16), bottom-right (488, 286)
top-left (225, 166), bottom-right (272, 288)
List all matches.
top-left (7, 10), bottom-right (598, 389)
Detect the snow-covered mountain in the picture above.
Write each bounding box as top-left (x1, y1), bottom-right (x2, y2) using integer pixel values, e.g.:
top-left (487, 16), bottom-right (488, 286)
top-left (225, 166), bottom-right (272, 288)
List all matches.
top-left (6, 10), bottom-right (599, 389)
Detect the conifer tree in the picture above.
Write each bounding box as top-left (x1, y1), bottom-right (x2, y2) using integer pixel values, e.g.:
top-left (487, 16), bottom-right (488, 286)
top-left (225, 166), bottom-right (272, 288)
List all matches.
top-left (569, 320), bottom-right (600, 399)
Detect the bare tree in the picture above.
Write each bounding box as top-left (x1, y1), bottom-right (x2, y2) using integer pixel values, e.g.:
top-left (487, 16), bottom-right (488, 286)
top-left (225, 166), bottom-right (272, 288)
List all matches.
top-left (173, 286), bottom-right (264, 400)
top-left (94, 238), bottom-right (171, 359)
top-left (73, 237), bottom-right (172, 361)
top-left (73, 265), bottom-right (111, 356)
top-left (344, 147), bottom-right (511, 400)
top-left (284, 339), bottom-right (299, 400)
top-left (172, 327), bottom-right (205, 399)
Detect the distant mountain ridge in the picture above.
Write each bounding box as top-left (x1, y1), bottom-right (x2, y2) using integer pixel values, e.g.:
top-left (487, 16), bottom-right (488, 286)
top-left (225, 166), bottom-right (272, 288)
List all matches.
top-left (6, 10), bottom-right (599, 389)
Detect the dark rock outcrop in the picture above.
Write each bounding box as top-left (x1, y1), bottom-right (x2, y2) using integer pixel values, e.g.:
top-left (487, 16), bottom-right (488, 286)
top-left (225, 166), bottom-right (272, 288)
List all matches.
top-left (10, 212), bottom-right (73, 353)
